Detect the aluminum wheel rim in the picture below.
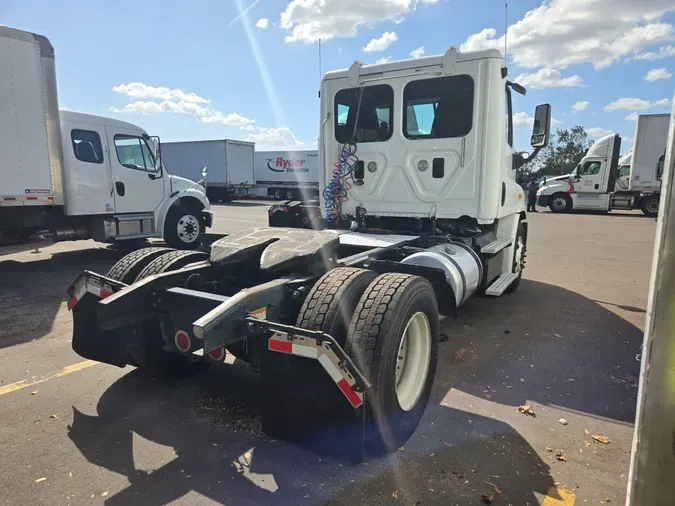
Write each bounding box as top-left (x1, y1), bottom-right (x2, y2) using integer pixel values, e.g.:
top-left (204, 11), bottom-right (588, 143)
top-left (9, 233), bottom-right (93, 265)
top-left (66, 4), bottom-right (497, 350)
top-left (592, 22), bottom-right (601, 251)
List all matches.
top-left (177, 214), bottom-right (199, 244)
top-left (395, 312), bottom-right (432, 412)
top-left (552, 197), bottom-right (567, 211)
top-left (647, 200), bottom-right (659, 214)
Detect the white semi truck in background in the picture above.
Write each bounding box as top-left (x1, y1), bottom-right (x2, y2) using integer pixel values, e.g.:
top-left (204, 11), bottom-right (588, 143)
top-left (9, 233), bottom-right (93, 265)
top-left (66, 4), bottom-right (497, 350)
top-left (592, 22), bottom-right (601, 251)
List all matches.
top-left (160, 139), bottom-right (255, 202)
top-left (537, 113), bottom-right (669, 217)
top-left (0, 26), bottom-right (211, 248)
top-left (254, 150), bottom-right (320, 200)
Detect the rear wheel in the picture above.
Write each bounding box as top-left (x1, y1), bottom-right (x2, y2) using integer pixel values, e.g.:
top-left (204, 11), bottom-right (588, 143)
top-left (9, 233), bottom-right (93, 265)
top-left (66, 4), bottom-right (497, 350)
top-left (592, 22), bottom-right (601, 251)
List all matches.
top-left (273, 189), bottom-right (283, 200)
top-left (126, 250), bottom-right (210, 377)
top-left (286, 189), bottom-right (295, 200)
top-left (549, 193), bottom-right (572, 213)
top-left (506, 221), bottom-right (526, 293)
top-left (106, 247), bottom-right (174, 284)
top-left (345, 273), bottom-right (439, 452)
top-left (296, 267), bottom-right (378, 345)
top-left (641, 195), bottom-right (659, 217)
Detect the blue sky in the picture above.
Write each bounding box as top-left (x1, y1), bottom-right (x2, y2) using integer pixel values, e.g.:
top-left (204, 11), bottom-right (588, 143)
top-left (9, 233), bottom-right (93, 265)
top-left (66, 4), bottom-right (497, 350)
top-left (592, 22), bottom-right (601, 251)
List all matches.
top-left (2, 0), bottom-right (674, 153)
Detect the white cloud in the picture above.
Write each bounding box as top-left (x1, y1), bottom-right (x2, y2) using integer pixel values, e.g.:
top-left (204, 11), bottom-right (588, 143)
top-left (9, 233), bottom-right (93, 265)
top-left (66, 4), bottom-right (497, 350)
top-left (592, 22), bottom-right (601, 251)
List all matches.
top-left (110, 82), bottom-right (255, 127)
top-left (515, 68), bottom-right (583, 89)
top-left (256, 18), bottom-right (269, 29)
top-left (460, 0), bottom-right (675, 70)
top-left (645, 67), bottom-right (672, 81)
top-left (633, 45), bottom-right (675, 60)
top-left (623, 136), bottom-right (635, 145)
top-left (112, 82), bottom-right (209, 104)
top-left (363, 32), bottom-right (398, 53)
top-left (625, 112), bottom-right (640, 121)
top-left (281, 0), bottom-right (414, 43)
top-left (587, 127), bottom-right (614, 137)
top-left (605, 97), bottom-right (672, 111)
top-left (572, 101), bottom-right (590, 111)
top-left (513, 112), bottom-right (534, 128)
top-left (605, 98), bottom-right (652, 111)
top-left (410, 46), bottom-right (425, 58)
top-left (246, 126), bottom-right (304, 149)
top-left (375, 57), bottom-right (392, 64)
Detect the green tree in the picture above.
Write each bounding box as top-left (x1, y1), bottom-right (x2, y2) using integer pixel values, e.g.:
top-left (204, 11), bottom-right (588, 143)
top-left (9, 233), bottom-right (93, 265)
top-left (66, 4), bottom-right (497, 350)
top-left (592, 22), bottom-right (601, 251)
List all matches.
top-left (536, 126), bottom-right (594, 176)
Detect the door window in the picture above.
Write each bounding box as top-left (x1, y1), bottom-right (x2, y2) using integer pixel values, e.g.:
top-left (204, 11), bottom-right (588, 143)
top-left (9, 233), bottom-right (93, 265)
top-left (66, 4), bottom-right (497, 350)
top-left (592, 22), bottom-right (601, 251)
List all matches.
top-left (71, 129), bottom-right (104, 164)
top-left (579, 161), bottom-right (601, 176)
top-left (334, 85), bottom-right (393, 143)
top-left (403, 75), bottom-right (474, 139)
top-left (113, 135), bottom-right (157, 172)
top-left (618, 165), bottom-right (630, 177)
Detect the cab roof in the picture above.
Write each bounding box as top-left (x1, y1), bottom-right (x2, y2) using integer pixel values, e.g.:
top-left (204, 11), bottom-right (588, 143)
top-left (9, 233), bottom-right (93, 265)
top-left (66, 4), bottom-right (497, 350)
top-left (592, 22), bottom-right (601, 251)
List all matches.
top-left (59, 110), bottom-right (148, 134)
top-left (323, 47), bottom-right (504, 82)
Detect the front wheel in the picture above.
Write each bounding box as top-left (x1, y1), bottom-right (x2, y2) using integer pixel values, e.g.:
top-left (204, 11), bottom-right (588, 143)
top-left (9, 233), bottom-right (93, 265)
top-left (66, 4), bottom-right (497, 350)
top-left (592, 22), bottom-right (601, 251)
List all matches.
top-left (506, 221), bottom-right (526, 293)
top-left (549, 193), bottom-right (572, 213)
top-left (163, 205), bottom-right (203, 249)
top-left (640, 195), bottom-right (659, 217)
top-left (346, 273), bottom-right (439, 452)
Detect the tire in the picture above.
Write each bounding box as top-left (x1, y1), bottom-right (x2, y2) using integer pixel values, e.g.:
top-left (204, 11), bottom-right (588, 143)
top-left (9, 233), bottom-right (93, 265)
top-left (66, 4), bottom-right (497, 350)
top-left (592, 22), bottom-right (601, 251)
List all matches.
top-left (274, 189), bottom-right (283, 200)
top-left (549, 193), bottom-right (572, 213)
top-left (641, 195), bottom-right (659, 217)
top-left (126, 250), bottom-right (210, 377)
top-left (505, 221), bottom-right (526, 293)
top-left (296, 267), bottom-right (378, 345)
top-left (345, 273), bottom-right (439, 452)
top-left (106, 247), bottom-right (174, 284)
top-left (163, 205), bottom-right (204, 249)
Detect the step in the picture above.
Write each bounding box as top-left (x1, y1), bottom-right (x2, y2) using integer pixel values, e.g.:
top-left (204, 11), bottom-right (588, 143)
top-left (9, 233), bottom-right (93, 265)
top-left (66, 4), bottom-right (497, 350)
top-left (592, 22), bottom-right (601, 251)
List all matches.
top-left (481, 237), bottom-right (512, 255)
top-left (485, 272), bottom-right (519, 296)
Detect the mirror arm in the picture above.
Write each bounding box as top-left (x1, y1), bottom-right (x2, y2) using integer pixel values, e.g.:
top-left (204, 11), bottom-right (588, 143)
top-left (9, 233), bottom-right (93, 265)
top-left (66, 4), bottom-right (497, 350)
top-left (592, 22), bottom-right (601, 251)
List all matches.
top-left (514, 146), bottom-right (544, 170)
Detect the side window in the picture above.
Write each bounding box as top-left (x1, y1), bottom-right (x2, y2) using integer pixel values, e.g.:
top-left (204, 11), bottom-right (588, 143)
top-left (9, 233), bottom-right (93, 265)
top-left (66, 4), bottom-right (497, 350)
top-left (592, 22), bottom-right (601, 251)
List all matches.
top-left (403, 75), bottom-right (474, 139)
top-left (71, 129), bottom-right (104, 164)
top-left (334, 85), bottom-right (393, 144)
top-left (618, 165), bottom-right (630, 177)
top-left (114, 135), bottom-right (157, 172)
top-left (579, 161), bottom-right (601, 176)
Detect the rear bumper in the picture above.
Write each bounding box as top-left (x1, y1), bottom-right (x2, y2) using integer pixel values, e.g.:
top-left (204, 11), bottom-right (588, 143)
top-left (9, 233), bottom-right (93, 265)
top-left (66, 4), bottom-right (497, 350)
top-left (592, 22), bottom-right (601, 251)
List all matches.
top-left (537, 195), bottom-right (549, 207)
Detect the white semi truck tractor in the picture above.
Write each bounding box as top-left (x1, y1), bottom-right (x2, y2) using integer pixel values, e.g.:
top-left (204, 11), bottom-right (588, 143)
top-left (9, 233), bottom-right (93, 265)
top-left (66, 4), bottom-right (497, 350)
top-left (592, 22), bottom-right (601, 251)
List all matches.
top-left (0, 26), bottom-right (211, 248)
top-left (67, 47), bottom-right (550, 457)
top-left (537, 113), bottom-right (669, 217)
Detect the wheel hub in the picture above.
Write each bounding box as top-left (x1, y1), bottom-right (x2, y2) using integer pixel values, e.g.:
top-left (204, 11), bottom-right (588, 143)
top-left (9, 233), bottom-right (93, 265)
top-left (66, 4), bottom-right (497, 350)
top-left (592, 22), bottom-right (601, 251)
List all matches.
top-left (177, 215), bottom-right (199, 243)
top-left (552, 197), bottom-right (566, 211)
top-left (647, 200), bottom-right (659, 214)
top-left (395, 312), bottom-right (432, 412)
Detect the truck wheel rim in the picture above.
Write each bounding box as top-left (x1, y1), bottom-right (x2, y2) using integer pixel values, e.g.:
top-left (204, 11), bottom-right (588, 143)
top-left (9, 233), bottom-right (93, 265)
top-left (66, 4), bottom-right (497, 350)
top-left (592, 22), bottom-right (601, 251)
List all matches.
top-left (395, 312), bottom-right (432, 412)
top-left (647, 200), bottom-right (659, 214)
top-left (514, 236), bottom-right (525, 273)
top-left (178, 215), bottom-right (200, 243)
top-left (552, 197), bottom-right (567, 211)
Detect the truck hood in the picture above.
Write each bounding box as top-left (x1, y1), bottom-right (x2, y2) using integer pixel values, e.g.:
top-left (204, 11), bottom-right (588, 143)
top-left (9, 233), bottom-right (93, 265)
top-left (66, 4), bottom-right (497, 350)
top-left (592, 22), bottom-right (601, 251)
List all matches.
top-left (170, 174), bottom-right (205, 194)
top-left (538, 180), bottom-right (572, 195)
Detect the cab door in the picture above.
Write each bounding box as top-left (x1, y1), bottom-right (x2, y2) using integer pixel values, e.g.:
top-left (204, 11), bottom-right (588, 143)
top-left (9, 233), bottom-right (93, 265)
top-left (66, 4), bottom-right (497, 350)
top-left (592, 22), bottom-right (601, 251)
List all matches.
top-left (573, 159), bottom-right (609, 209)
top-left (106, 128), bottom-right (165, 214)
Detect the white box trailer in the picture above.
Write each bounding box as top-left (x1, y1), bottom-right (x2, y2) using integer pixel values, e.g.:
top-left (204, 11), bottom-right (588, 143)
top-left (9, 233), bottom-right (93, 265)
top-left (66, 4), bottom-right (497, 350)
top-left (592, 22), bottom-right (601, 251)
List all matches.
top-left (0, 26), bottom-right (211, 248)
top-left (161, 140), bottom-right (255, 202)
top-left (537, 114), bottom-right (669, 217)
top-left (254, 150), bottom-right (320, 200)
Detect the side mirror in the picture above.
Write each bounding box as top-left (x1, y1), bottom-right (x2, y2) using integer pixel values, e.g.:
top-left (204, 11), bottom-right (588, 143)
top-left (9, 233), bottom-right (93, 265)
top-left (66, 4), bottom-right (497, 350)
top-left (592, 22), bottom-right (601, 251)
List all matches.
top-left (201, 166), bottom-right (208, 178)
top-left (531, 104), bottom-right (551, 148)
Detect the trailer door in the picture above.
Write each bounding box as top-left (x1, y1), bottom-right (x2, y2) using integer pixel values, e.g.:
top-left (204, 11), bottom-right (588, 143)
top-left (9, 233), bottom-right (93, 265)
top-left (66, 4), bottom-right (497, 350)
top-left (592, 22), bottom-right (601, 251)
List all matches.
top-left (225, 141), bottom-right (255, 186)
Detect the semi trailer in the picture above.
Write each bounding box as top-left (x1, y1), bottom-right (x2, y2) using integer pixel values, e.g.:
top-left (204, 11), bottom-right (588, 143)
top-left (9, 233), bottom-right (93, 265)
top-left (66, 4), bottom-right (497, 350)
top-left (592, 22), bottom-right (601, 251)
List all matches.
top-left (67, 47), bottom-right (551, 456)
top-left (537, 114), bottom-right (669, 216)
top-left (0, 26), bottom-right (211, 248)
top-left (160, 139), bottom-right (255, 202)
top-left (254, 150), bottom-right (320, 200)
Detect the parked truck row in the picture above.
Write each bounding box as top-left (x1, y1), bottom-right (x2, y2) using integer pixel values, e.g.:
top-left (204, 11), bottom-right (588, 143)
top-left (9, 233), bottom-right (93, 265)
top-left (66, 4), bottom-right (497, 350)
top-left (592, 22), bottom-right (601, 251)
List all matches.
top-left (537, 113), bottom-right (669, 217)
top-left (0, 26), bottom-right (212, 248)
top-left (160, 141), bottom-right (320, 202)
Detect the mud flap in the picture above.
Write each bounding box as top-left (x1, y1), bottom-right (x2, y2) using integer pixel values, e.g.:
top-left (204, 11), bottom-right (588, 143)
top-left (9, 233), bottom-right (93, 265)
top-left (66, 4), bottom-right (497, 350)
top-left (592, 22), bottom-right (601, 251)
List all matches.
top-left (69, 272), bottom-right (129, 367)
top-left (254, 321), bottom-right (369, 462)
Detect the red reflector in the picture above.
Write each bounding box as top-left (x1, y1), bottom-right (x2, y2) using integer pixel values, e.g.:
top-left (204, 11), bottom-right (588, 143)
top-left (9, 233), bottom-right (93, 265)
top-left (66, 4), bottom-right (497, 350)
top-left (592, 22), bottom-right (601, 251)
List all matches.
top-left (282, 207), bottom-right (289, 213)
top-left (209, 347), bottom-right (224, 360)
top-left (337, 378), bottom-right (362, 408)
top-left (268, 339), bottom-right (292, 354)
top-left (67, 295), bottom-right (78, 310)
top-left (4, 197), bottom-right (16, 201)
top-left (175, 330), bottom-right (191, 352)
top-left (26, 197), bottom-right (38, 200)
top-left (302, 217), bottom-right (309, 224)
top-left (100, 289), bottom-right (113, 298)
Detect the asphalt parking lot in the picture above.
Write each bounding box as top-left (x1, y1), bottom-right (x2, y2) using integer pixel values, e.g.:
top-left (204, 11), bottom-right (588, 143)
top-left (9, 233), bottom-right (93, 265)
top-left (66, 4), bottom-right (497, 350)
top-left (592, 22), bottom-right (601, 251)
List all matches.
top-left (0, 201), bottom-right (654, 505)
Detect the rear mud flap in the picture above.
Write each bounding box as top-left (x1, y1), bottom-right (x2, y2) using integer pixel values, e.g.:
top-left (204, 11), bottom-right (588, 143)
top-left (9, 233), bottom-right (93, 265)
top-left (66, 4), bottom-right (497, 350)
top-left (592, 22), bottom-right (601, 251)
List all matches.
top-left (261, 352), bottom-right (366, 462)
top-left (72, 294), bottom-right (128, 368)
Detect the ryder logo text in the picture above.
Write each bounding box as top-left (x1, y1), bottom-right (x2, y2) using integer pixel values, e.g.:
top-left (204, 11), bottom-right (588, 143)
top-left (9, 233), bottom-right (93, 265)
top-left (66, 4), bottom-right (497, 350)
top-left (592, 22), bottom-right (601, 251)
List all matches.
top-left (267, 158), bottom-right (309, 173)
